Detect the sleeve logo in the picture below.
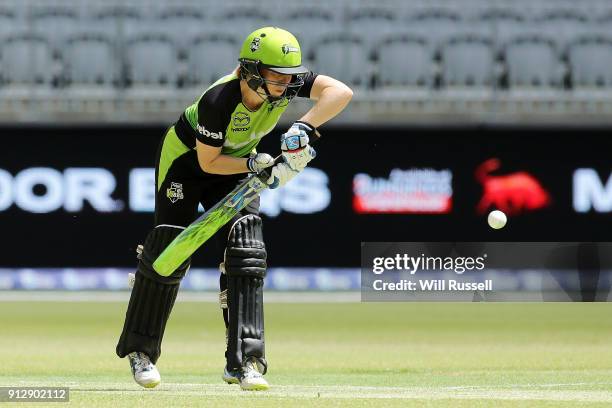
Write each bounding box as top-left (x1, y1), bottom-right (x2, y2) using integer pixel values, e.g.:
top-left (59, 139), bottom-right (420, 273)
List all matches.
top-left (166, 182), bottom-right (184, 203)
top-left (197, 124), bottom-right (223, 139)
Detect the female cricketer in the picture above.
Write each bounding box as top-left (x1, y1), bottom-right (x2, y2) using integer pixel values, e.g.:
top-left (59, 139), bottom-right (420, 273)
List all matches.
top-left (115, 26), bottom-right (353, 390)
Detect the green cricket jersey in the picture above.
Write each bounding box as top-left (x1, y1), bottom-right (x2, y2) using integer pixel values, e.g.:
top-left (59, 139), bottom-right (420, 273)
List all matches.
top-left (174, 71), bottom-right (318, 157)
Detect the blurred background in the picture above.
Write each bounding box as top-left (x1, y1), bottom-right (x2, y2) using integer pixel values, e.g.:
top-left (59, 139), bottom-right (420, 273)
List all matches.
top-left (0, 0), bottom-right (610, 294)
top-left (0, 0), bottom-right (611, 124)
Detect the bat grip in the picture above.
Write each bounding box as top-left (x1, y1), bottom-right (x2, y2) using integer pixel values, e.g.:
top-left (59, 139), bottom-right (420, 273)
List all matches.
top-left (272, 154), bottom-right (283, 166)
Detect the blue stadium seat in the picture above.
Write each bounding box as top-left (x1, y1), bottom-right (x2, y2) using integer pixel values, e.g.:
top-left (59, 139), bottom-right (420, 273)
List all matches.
top-left (31, 7), bottom-right (79, 51)
top-left (568, 36), bottom-right (612, 88)
top-left (125, 34), bottom-right (179, 87)
top-left (376, 35), bottom-right (433, 88)
top-left (91, 5), bottom-right (145, 39)
top-left (311, 33), bottom-right (370, 88)
top-left (215, 8), bottom-right (269, 41)
top-left (64, 33), bottom-right (117, 86)
top-left (476, 9), bottom-right (528, 53)
top-left (347, 7), bottom-right (397, 57)
top-left (0, 8), bottom-right (18, 36)
top-left (0, 33), bottom-right (55, 86)
top-left (280, 7), bottom-right (337, 59)
top-left (187, 34), bottom-right (239, 86)
top-left (504, 35), bottom-right (562, 89)
top-left (535, 10), bottom-right (591, 53)
top-left (405, 9), bottom-right (463, 52)
top-left (593, 12), bottom-right (612, 38)
top-left (156, 6), bottom-right (206, 53)
top-left (441, 35), bottom-right (495, 87)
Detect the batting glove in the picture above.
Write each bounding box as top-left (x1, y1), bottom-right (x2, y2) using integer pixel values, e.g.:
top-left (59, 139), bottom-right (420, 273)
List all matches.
top-left (247, 153), bottom-right (275, 173)
top-left (280, 121), bottom-right (317, 172)
top-left (265, 162), bottom-right (299, 189)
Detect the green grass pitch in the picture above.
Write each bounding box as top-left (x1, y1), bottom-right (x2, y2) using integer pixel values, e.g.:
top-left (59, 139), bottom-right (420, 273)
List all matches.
top-left (1, 299), bottom-right (612, 407)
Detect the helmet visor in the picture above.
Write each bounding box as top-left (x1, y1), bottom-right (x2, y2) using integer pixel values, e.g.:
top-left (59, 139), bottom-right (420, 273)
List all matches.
top-left (264, 64), bottom-right (310, 75)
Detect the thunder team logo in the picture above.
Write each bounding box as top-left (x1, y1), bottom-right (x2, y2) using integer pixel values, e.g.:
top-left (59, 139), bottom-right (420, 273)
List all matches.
top-left (166, 182), bottom-right (184, 203)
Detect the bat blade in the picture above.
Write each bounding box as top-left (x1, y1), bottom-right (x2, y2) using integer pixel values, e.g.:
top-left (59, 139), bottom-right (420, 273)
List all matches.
top-left (153, 174), bottom-right (269, 276)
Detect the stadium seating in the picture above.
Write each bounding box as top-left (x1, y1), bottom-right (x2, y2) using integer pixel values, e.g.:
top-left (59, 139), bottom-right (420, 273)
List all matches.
top-left (405, 9), bottom-right (463, 52)
top-left (31, 7), bottom-right (79, 51)
top-left (536, 10), bottom-right (591, 52)
top-left (156, 6), bottom-right (207, 53)
top-left (376, 35), bottom-right (432, 89)
top-left (63, 33), bottom-right (117, 87)
top-left (475, 9), bottom-right (527, 54)
top-left (504, 35), bottom-right (563, 90)
top-left (441, 35), bottom-right (495, 89)
top-left (311, 33), bottom-right (370, 88)
top-left (90, 5), bottom-right (144, 39)
top-left (187, 34), bottom-right (239, 86)
top-left (0, 9), bottom-right (18, 52)
top-left (0, 0), bottom-right (610, 122)
top-left (1, 33), bottom-right (55, 86)
top-left (216, 8), bottom-right (268, 41)
top-left (568, 36), bottom-right (612, 88)
top-left (125, 33), bottom-right (179, 87)
top-left (280, 7), bottom-right (338, 59)
top-left (346, 7), bottom-right (396, 56)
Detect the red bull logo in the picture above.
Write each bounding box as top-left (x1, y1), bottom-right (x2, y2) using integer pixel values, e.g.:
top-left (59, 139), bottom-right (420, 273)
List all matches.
top-left (475, 158), bottom-right (550, 215)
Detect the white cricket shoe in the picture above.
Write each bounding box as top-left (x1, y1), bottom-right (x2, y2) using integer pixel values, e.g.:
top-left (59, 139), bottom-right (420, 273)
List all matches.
top-left (239, 358), bottom-right (269, 391)
top-left (128, 352), bottom-right (161, 388)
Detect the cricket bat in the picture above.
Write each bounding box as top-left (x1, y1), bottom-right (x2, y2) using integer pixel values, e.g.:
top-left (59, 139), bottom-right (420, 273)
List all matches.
top-left (153, 134), bottom-right (320, 276)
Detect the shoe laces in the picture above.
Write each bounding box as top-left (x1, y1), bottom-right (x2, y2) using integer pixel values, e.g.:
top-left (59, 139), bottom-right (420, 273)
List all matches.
top-left (242, 359), bottom-right (262, 379)
top-left (131, 352), bottom-right (153, 372)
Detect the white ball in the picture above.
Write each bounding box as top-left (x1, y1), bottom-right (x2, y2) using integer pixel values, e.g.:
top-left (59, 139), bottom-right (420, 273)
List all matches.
top-left (487, 210), bottom-right (507, 229)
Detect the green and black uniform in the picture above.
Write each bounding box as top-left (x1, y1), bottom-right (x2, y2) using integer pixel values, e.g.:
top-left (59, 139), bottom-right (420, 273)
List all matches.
top-left (155, 71), bottom-right (317, 228)
top-left (117, 26), bottom-right (317, 376)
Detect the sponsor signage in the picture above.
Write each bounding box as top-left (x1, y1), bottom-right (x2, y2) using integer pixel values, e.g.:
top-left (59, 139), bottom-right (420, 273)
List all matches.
top-left (0, 167), bottom-right (330, 217)
top-left (573, 169), bottom-right (612, 213)
top-left (353, 168), bottom-right (452, 214)
top-left (0, 125), bottom-right (609, 267)
top-left (475, 158), bottom-right (551, 215)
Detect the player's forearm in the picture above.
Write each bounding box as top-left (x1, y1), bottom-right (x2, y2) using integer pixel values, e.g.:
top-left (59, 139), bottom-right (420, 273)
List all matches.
top-left (199, 154), bottom-right (249, 175)
top-left (299, 85), bottom-right (353, 128)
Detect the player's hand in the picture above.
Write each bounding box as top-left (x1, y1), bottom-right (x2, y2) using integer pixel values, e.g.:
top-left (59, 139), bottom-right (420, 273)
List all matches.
top-left (280, 121), bottom-right (317, 172)
top-left (265, 162), bottom-right (299, 189)
top-left (246, 153), bottom-right (275, 173)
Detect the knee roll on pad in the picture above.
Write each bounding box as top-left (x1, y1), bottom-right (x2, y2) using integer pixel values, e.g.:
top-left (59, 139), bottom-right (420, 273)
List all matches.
top-left (224, 215), bottom-right (267, 278)
top-left (140, 225), bottom-right (191, 284)
top-left (224, 215), bottom-right (268, 373)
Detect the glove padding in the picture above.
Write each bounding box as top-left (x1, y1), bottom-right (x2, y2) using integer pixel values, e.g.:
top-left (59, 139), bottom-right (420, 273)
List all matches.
top-left (281, 121), bottom-right (317, 172)
top-left (265, 162), bottom-right (298, 189)
top-left (247, 153), bottom-right (275, 173)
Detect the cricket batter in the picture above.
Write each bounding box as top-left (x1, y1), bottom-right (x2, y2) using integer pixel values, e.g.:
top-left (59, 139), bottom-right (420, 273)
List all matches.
top-left (116, 27), bottom-right (352, 390)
